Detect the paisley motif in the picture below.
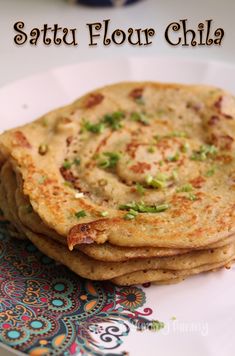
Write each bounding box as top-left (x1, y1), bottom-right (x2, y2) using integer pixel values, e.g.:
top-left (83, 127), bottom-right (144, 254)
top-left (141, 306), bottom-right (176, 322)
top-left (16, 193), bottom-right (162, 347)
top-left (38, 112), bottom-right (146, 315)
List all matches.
top-left (0, 218), bottom-right (155, 355)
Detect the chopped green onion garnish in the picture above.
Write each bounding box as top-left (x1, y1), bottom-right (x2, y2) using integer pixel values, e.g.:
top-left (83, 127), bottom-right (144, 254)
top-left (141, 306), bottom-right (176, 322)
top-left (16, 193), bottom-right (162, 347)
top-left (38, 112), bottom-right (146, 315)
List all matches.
top-left (119, 201), bottom-right (169, 214)
top-left (145, 174), bottom-right (167, 189)
top-left (167, 131), bottom-right (188, 138)
top-left (172, 170), bottom-right (178, 181)
top-left (191, 145), bottom-right (218, 161)
top-left (75, 210), bottom-right (86, 219)
top-left (98, 152), bottom-right (121, 169)
top-left (205, 167), bottom-right (216, 177)
top-left (38, 176), bottom-right (47, 184)
top-left (130, 112), bottom-right (149, 125)
top-left (147, 146), bottom-right (155, 153)
top-left (124, 209), bottom-right (138, 220)
top-left (168, 152), bottom-right (180, 162)
top-left (102, 111), bottom-right (125, 130)
top-left (176, 184), bottom-right (193, 193)
top-left (188, 193), bottom-right (198, 201)
top-left (82, 112), bottom-right (125, 133)
top-left (83, 120), bottom-right (105, 134)
top-left (63, 181), bottom-right (73, 188)
top-left (135, 183), bottom-right (146, 195)
top-left (181, 142), bottom-right (190, 153)
top-left (155, 172), bottom-right (168, 181)
top-left (73, 158), bottom-right (81, 166)
top-left (153, 135), bottom-right (160, 141)
top-left (63, 160), bottom-right (73, 169)
top-left (100, 211), bottom-right (108, 217)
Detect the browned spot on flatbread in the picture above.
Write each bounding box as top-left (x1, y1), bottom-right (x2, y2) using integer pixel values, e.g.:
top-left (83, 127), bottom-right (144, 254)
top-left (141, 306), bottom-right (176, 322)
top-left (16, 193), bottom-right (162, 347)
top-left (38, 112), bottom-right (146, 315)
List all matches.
top-left (190, 176), bottom-right (206, 189)
top-left (60, 167), bottom-right (77, 183)
top-left (186, 101), bottom-right (203, 112)
top-left (84, 93), bottom-right (104, 108)
top-left (214, 96), bottom-right (223, 111)
top-left (12, 131), bottom-right (31, 148)
top-left (126, 141), bottom-right (140, 159)
top-left (211, 133), bottom-right (234, 150)
top-left (216, 154), bottom-right (233, 164)
top-left (214, 96), bottom-right (233, 119)
top-left (129, 161), bottom-right (151, 173)
top-left (129, 87), bottom-right (144, 99)
top-left (94, 133), bottom-right (113, 155)
top-left (66, 136), bottom-right (73, 146)
top-left (208, 115), bottom-right (220, 126)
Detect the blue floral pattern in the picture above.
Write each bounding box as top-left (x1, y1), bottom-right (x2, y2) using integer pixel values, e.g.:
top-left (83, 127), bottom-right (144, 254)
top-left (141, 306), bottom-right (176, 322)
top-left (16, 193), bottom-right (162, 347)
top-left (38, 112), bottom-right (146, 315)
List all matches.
top-left (0, 218), bottom-right (153, 355)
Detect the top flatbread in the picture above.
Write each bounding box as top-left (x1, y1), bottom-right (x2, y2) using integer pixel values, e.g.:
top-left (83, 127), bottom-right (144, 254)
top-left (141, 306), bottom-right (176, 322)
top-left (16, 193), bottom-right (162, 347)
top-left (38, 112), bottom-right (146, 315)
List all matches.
top-left (0, 82), bottom-right (235, 249)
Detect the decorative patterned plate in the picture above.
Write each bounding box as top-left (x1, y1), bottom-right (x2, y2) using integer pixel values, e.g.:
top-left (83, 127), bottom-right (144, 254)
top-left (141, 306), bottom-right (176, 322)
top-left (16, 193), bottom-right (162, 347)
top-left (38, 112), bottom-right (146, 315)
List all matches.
top-left (0, 57), bottom-right (235, 356)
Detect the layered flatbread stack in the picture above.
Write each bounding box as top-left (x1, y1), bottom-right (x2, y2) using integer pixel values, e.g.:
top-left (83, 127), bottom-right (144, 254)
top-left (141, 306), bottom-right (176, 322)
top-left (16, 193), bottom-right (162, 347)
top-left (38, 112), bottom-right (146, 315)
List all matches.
top-left (0, 82), bottom-right (235, 285)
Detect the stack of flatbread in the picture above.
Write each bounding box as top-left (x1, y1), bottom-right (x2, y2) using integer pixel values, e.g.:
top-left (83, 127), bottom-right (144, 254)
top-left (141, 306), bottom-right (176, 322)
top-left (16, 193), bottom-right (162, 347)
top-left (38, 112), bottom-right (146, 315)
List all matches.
top-left (0, 82), bottom-right (235, 286)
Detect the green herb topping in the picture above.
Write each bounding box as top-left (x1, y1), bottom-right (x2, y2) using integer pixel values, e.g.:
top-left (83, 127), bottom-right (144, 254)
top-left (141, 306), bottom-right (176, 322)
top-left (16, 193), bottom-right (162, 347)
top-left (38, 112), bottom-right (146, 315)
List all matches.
top-left (124, 209), bottom-right (139, 220)
top-left (63, 158), bottom-right (80, 170)
top-left (172, 169), bottom-right (178, 181)
top-left (181, 142), bottom-right (190, 153)
top-left (98, 152), bottom-right (121, 169)
top-left (100, 211), bottom-right (109, 217)
top-left (38, 176), bottom-right (47, 184)
top-left (167, 131), bottom-right (188, 138)
top-left (135, 183), bottom-right (146, 195)
top-left (82, 112), bottom-right (125, 134)
top-left (154, 132), bottom-right (188, 141)
top-left (205, 167), bottom-right (216, 177)
top-left (63, 181), bottom-right (73, 188)
top-left (188, 193), bottom-right (198, 201)
top-left (75, 210), bottom-right (86, 219)
top-left (73, 158), bottom-right (81, 166)
top-left (145, 173), bottom-right (169, 189)
top-left (191, 144), bottom-right (218, 161)
top-left (130, 112), bottom-right (149, 125)
top-left (147, 146), bottom-right (155, 153)
top-left (176, 183), bottom-right (193, 193)
top-left (119, 201), bottom-right (169, 214)
top-left (83, 120), bottom-right (105, 134)
top-left (102, 111), bottom-right (125, 130)
top-left (63, 160), bottom-right (73, 169)
top-left (167, 152), bottom-right (180, 162)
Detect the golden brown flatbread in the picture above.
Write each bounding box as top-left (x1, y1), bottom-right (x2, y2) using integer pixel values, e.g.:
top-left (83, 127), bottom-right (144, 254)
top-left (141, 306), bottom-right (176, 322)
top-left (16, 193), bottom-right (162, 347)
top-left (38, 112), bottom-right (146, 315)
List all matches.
top-left (0, 160), bottom-right (234, 284)
top-left (0, 81), bottom-right (235, 285)
top-left (1, 82), bottom-right (235, 251)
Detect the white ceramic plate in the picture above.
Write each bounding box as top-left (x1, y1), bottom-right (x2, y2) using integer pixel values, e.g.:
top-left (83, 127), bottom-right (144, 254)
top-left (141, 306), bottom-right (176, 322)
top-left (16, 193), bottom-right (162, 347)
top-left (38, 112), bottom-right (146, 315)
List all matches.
top-left (0, 56), bottom-right (235, 356)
